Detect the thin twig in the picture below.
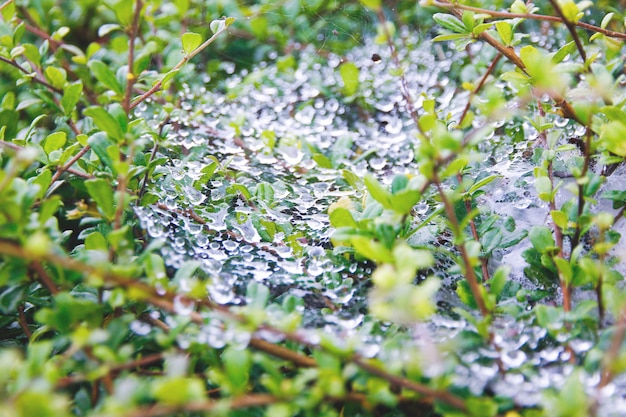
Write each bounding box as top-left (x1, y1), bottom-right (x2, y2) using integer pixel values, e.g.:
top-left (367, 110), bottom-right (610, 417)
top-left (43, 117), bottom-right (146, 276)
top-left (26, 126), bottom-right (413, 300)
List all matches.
top-left (129, 21), bottom-right (231, 111)
top-left (458, 53), bottom-right (502, 126)
top-left (434, 1), bottom-right (584, 125)
top-left (547, 0), bottom-right (587, 62)
top-left (376, 8), bottom-right (422, 133)
top-left (124, 394), bottom-right (281, 417)
top-left (17, 304), bottom-right (32, 339)
top-left (31, 261), bottom-right (59, 295)
top-left (123, 0), bottom-right (144, 114)
top-left (429, 1), bottom-right (626, 40)
top-left (0, 55), bottom-right (63, 93)
top-left (0, 239), bottom-right (467, 411)
top-left (434, 178), bottom-right (490, 316)
top-left (49, 145), bottom-right (91, 186)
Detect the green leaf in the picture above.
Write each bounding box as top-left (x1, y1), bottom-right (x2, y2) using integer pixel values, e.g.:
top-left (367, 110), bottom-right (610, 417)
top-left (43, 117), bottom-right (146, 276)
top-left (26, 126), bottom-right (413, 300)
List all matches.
top-left (554, 257), bottom-right (573, 284)
top-left (467, 397), bottom-right (498, 417)
top-left (391, 174), bottom-right (408, 194)
top-left (85, 178), bottom-right (115, 220)
top-left (329, 207), bottom-right (357, 228)
top-left (432, 33), bottom-right (470, 43)
top-left (173, 261), bottom-right (201, 284)
top-left (551, 210), bottom-right (568, 230)
top-left (489, 266), bottom-right (510, 300)
top-left (552, 41), bottom-right (577, 63)
top-left (388, 189), bottom-right (421, 215)
top-left (44, 66), bottom-right (67, 89)
top-left (364, 174), bottom-right (392, 209)
top-left (535, 176), bottom-right (553, 202)
top-left (462, 11), bottom-right (475, 31)
top-left (601, 12), bottom-right (615, 29)
top-left (210, 19), bottom-right (225, 34)
top-left (84, 106), bottom-right (124, 142)
top-left (87, 132), bottom-right (116, 172)
top-left (85, 232), bottom-right (108, 251)
top-left (529, 226), bottom-right (556, 254)
top-left (181, 31), bottom-right (202, 55)
top-left (600, 120), bottom-right (626, 156)
top-left (433, 13), bottom-right (468, 34)
top-left (495, 21), bottom-right (512, 45)
top-left (88, 60), bottom-right (124, 95)
top-left (246, 282), bottom-right (270, 310)
top-left (350, 236), bottom-right (394, 263)
top-left (222, 347), bottom-right (251, 395)
top-left (43, 131), bottom-right (67, 155)
top-left (152, 377), bottom-right (206, 405)
top-left (359, 0), bottom-right (381, 10)
top-left (468, 174), bottom-right (500, 195)
top-left (61, 81), bottom-right (83, 116)
top-left (339, 62), bottom-right (359, 97)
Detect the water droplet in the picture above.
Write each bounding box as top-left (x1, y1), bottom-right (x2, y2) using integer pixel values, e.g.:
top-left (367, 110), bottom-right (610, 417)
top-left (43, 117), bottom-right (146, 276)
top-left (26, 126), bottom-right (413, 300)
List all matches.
top-left (173, 296), bottom-right (195, 316)
top-left (130, 320), bottom-right (151, 335)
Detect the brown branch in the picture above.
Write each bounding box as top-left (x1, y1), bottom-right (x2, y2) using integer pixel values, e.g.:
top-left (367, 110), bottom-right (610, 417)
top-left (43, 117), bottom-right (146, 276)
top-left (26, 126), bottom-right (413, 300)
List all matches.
top-left (49, 145), bottom-right (91, 186)
top-left (31, 261), bottom-right (59, 295)
top-left (0, 239), bottom-right (467, 410)
top-left (430, 0), bottom-right (626, 40)
top-left (592, 310), bottom-right (626, 416)
top-left (124, 394), bottom-right (281, 417)
top-left (138, 312), bottom-right (170, 332)
top-left (434, 1), bottom-right (585, 125)
top-left (123, 0), bottom-right (143, 114)
top-left (129, 21), bottom-right (231, 111)
top-left (0, 55), bottom-right (63, 94)
top-left (434, 179), bottom-right (490, 316)
top-left (352, 357), bottom-right (467, 411)
top-left (459, 53), bottom-right (502, 126)
top-left (57, 353), bottom-right (164, 388)
top-left (547, 0), bottom-right (587, 62)
top-left (17, 304), bottom-right (32, 339)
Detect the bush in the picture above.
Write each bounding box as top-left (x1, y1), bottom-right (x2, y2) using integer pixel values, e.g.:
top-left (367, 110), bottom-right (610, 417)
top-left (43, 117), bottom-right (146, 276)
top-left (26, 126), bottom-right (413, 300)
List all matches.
top-left (1, 0), bottom-right (626, 416)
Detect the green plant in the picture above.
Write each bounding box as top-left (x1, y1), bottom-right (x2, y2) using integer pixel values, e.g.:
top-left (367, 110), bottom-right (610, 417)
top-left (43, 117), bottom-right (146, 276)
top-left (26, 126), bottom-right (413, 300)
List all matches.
top-left (2, 0), bottom-right (626, 416)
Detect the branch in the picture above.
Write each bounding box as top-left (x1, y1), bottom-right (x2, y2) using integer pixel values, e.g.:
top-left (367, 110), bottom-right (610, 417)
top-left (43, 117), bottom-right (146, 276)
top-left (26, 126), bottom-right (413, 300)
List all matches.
top-left (547, 0), bottom-right (587, 62)
top-left (0, 238), bottom-right (467, 410)
top-left (125, 394), bottom-right (281, 417)
top-left (435, 3), bottom-right (584, 125)
top-left (123, 0), bottom-right (144, 114)
top-left (0, 55), bottom-right (63, 94)
top-left (129, 20), bottom-right (231, 111)
top-left (429, 1), bottom-right (626, 40)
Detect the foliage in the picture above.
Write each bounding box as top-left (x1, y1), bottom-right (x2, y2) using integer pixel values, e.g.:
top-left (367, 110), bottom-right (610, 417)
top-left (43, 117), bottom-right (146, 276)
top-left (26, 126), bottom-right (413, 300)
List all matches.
top-left (1, 0), bottom-right (626, 416)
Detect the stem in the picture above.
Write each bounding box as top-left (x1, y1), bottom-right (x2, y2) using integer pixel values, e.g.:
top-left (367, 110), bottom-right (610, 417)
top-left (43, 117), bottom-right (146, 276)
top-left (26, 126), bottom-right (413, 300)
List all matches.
top-left (547, 0), bottom-right (587, 62)
top-left (352, 357), bottom-right (467, 411)
top-left (31, 261), bottom-right (59, 295)
top-left (375, 8), bottom-right (422, 133)
top-left (123, 394), bottom-right (281, 417)
top-left (458, 53), bottom-right (502, 127)
top-left (429, 0), bottom-right (626, 40)
top-left (49, 145), bottom-right (91, 186)
top-left (0, 56), bottom-right (63, 93)
top-left (434, 178), bottom-right (490, 317)
top-left (591, 310), bottom-right (626, 416)
top-left (129, 21), bottom-right (231, 111)
top-left (17, 304), bottom-right (32, 339)
top-left (456, 172), bottom-right (490, 282)
top-left (433, 1), bottom-right (584, 125)
top-left (123, 0), bottom-right (143, 114)
top-left (0, 238), bottom-right (467, 411)
top-left (571, 127), bottom-right (593, 251)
